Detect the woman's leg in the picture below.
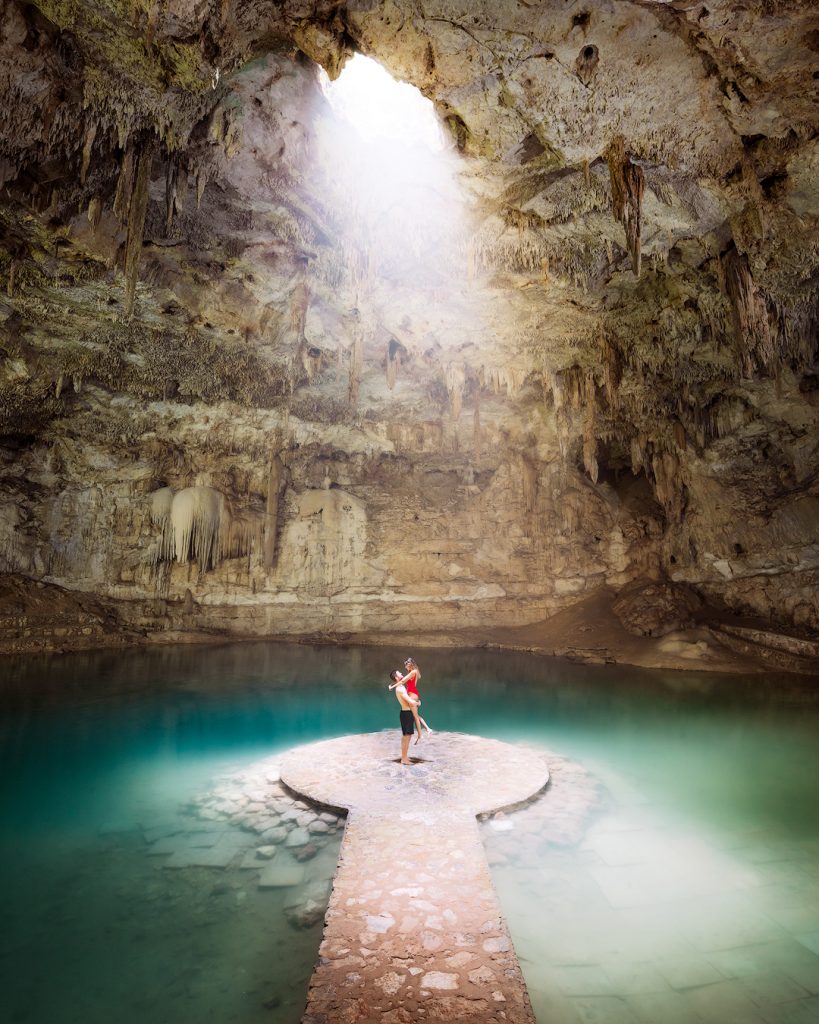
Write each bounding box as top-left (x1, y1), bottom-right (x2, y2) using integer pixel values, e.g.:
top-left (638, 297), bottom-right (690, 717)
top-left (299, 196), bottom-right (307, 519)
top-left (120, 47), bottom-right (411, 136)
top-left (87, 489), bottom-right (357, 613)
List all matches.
top-left (411, 706), bottom-right (423, 744)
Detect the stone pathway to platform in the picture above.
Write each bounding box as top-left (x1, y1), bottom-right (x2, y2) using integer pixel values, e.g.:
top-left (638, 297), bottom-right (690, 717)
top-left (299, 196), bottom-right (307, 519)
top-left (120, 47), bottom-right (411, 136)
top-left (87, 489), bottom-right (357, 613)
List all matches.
top-left (279, 731), bottom-right (549, 1024)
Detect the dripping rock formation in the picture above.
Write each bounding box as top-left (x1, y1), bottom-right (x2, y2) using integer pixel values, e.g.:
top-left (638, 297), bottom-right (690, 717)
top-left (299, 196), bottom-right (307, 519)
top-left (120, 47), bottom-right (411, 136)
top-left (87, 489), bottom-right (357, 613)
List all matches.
top-left (0, 0), bottom-right (817, 671)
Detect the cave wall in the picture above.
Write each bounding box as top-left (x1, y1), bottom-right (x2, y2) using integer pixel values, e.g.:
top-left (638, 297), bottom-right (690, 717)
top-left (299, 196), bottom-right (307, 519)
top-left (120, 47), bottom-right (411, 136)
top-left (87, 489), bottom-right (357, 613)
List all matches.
top-left (0, 394), bottom-right (661, 635)
top-left (0, 0), bottom-right (817, 642)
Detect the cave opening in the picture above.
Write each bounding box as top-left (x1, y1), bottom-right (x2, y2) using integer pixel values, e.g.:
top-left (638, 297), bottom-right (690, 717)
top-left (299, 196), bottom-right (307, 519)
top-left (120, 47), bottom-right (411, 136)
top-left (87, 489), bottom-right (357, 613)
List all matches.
top-left (311, 52), bottom-right (467, 294)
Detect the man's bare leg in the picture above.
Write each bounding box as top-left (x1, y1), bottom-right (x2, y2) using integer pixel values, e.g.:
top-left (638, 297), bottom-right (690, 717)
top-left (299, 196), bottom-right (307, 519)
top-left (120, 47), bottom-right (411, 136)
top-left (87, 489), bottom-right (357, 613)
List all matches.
top-left (401, 734), bottom-right (411, 764)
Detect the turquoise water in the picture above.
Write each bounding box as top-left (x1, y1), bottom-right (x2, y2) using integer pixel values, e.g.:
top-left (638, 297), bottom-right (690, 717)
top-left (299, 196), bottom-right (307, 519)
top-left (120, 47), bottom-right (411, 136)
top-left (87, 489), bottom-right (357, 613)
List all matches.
top-left (1, 643), bottom-right (818, 1023)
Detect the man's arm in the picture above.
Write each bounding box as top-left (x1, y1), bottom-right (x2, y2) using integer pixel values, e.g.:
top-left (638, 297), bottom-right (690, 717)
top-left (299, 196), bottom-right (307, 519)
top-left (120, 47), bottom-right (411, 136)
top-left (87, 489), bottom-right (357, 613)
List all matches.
top-left (396, 684), bottom-right (418, 706)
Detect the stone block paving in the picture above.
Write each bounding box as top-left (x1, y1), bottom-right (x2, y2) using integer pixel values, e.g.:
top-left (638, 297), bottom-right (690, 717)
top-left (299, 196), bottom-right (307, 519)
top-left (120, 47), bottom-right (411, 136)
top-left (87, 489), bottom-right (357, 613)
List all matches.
top-left (280, 731), bottom-right (551, 1023)
top-left (482, 759), bottom-right (819, 1024)
top-left (131, 734), bottom-right (819, 1024)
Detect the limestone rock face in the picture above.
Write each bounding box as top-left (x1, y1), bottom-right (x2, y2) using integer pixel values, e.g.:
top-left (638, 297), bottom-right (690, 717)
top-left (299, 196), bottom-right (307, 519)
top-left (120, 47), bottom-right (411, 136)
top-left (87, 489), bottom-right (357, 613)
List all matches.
top-left (0, 0), bottom-right (816, 652)
top-left (613, 579), bottom-right (703, 639)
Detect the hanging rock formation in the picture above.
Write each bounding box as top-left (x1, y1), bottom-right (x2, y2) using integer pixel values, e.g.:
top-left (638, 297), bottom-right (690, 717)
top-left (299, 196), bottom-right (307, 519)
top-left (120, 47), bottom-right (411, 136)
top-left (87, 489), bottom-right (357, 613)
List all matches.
top-left (606, 136), bottom-right (645, 278)
top-left (0, 0), bottom-right (816, 668)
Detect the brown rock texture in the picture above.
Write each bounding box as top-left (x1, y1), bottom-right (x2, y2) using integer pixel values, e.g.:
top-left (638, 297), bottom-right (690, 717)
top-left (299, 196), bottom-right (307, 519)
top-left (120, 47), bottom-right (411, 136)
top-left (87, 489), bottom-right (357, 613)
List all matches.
top-left (0, 0), bottom-right (817, 667)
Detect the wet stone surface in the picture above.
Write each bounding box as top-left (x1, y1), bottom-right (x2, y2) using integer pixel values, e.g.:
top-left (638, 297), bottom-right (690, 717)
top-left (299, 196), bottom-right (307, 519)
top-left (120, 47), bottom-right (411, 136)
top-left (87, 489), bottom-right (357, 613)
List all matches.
top-left (280, 731), bottom-right (551, 1024)
top-left (147, 732), bottom-right (603, 1020)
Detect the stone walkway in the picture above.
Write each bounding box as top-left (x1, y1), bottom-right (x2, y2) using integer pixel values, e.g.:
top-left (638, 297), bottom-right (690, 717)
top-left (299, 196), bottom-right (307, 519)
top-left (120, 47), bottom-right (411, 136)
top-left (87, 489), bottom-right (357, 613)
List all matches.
top-left (280, 731), bottom-right (549, 1023)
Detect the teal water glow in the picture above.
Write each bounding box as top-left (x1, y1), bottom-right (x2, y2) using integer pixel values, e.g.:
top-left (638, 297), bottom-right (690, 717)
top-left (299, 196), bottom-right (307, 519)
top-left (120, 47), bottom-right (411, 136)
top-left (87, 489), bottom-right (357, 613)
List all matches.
top-left (1, 643), bottom-right (818, 1023)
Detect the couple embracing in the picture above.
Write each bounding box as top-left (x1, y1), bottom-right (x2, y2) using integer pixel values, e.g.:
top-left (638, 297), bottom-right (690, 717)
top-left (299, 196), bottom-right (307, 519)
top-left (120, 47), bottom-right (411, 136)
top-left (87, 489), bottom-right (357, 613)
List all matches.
top-left (388, 657), bottom-right (433, 765)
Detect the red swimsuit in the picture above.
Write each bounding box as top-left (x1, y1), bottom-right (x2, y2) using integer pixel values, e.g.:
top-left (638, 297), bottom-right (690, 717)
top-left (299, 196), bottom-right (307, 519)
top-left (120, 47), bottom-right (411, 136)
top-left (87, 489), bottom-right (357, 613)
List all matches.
top-left (404, 673), bottom-right (420, 698)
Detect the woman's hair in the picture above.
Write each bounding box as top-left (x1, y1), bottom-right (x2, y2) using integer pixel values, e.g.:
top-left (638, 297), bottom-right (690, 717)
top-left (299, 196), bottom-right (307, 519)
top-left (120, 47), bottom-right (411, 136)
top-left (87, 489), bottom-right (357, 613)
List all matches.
top-left (389, 669), bottom-right (401, 682)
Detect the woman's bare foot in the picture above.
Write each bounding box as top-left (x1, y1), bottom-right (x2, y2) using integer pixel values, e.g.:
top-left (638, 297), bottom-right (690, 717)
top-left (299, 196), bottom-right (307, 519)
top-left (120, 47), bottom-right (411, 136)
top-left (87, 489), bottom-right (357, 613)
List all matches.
top-left (414, 733), bottom-right (422, 745)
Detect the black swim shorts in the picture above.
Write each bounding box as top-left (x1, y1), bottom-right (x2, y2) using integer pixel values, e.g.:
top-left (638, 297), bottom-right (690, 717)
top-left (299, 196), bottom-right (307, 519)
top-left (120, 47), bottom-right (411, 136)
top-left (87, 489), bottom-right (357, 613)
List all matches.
top-left (400, 710), bottom-right (415, 736)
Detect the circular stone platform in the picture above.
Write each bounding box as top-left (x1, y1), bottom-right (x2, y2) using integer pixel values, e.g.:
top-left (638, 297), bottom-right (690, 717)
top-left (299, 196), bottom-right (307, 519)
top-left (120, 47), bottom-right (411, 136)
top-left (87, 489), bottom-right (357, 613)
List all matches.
top-left (280, 732), bottom-right (548, 1023)
top-left (280, 730), bottom-right (549, 819)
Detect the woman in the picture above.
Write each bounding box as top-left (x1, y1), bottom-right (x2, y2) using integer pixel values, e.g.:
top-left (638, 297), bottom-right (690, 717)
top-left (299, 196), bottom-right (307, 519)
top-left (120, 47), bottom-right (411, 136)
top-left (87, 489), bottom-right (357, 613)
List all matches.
top-left (388, 656), bottom-right (432, 743)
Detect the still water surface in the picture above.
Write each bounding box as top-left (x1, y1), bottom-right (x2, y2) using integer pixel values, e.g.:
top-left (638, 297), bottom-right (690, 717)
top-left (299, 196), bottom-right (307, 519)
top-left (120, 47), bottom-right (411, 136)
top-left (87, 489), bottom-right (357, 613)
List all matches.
top-left (1, 643), bottom-right (818, 1023)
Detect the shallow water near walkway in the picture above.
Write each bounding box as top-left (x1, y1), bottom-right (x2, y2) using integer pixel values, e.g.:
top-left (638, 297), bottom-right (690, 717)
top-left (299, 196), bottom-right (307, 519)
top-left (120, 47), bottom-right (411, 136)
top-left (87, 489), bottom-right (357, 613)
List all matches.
top-left (1, 643), bottom-right (818, 1024)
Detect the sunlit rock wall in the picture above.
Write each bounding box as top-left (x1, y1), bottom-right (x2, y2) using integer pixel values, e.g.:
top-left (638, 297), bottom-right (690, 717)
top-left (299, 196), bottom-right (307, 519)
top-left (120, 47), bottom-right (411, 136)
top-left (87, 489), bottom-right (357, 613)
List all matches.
top-left (0, 400), bottom-right (660, 636)
top-left (0, 0), bottom-right (817, 644)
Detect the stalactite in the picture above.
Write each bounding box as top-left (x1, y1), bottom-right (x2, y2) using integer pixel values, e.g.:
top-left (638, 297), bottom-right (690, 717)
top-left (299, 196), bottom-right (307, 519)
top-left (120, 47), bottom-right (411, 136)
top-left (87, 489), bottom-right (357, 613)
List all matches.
top-left (80, 123), bottom-right (97, 185)
top-left (651, 451), bottom-right (684, 522)
top-left (520, 454), bottom-right (538, 514)
top-left (547, 371), bottom-right (573, 462)
top-left (673, 419), bottom-right (687, 451)
top-left (196, 165), bottom-right (211, 208)
top-left (223, 514), bottom-right (263, 562)
top-left (149, 486), bottom-right (260, 573)
top-left (87, 197), bottom-right (102, 234)
top-left (150, 486), bottom-right (174, 562)
top-left (264, 455), bottom-right (284, 569)
top-left (630, 435), bottom-right (645, 475)
top-left (482, 366), bottom-right (527, 396)
top-left (556, 406), bottom-right (571, 462)
top-left (348, 325), bottom-right (363, 407)
top-left (563, 364), bottom-right (585, 409)
top-left (302, 346), bottom-right (322, 380)
top-left (548, 369), bottom-right (564, 412)
top-left (741, 152), bottom-right (766, 239)
top-left (606, 135), bottom-right (644, 277)
top-left (386, 338), bottom-right (405, 391)
top-left (124, 140), bottom-right (155, 317)
top-left (290, 282), bottom-right (309, 338)
top-left (600, 335), bottom-right (621, 411)
top-left (721, 244), bottom-right (773, 375)
top-left (473, 385), bottom-right (481, 455)
top-left (165, 155), bottom-right (179, 234)
top-left (582, 371), bottom-right (598, 484)
top-left (113, 143), bottom-right (135, 224)
top-left (444, 363), bottom-right (465, 420)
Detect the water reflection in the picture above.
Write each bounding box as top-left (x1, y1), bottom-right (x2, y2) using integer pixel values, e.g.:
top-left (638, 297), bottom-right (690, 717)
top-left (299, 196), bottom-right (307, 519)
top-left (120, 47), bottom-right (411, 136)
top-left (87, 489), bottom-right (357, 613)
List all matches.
top-left (1, 642), bottom-right (818, 1023)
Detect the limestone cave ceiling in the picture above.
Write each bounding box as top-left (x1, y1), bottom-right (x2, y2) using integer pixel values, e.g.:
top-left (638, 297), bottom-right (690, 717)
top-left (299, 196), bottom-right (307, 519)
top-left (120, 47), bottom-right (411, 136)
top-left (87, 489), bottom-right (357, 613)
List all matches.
top-left (0, 0), bottom-right (817, 639)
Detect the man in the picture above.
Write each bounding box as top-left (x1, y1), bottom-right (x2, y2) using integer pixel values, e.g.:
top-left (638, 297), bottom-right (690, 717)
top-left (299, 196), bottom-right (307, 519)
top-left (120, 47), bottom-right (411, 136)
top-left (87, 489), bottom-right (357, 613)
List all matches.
top-left (388, 661), bottom-right (431, 744)
top-left (390, 669), bottom-right (419, 765)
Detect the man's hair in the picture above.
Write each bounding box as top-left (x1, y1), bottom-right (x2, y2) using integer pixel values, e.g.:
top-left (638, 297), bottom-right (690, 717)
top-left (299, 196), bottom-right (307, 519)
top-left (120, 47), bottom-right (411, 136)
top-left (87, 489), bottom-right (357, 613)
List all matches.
top-left (389, 669), bottom-right (401, 682)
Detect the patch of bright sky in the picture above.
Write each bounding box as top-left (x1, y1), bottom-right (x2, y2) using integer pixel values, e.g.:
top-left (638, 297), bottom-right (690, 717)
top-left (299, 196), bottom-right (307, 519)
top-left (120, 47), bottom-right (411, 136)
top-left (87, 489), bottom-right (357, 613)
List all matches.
top-left (319, 53), bottom-right (445, 151)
